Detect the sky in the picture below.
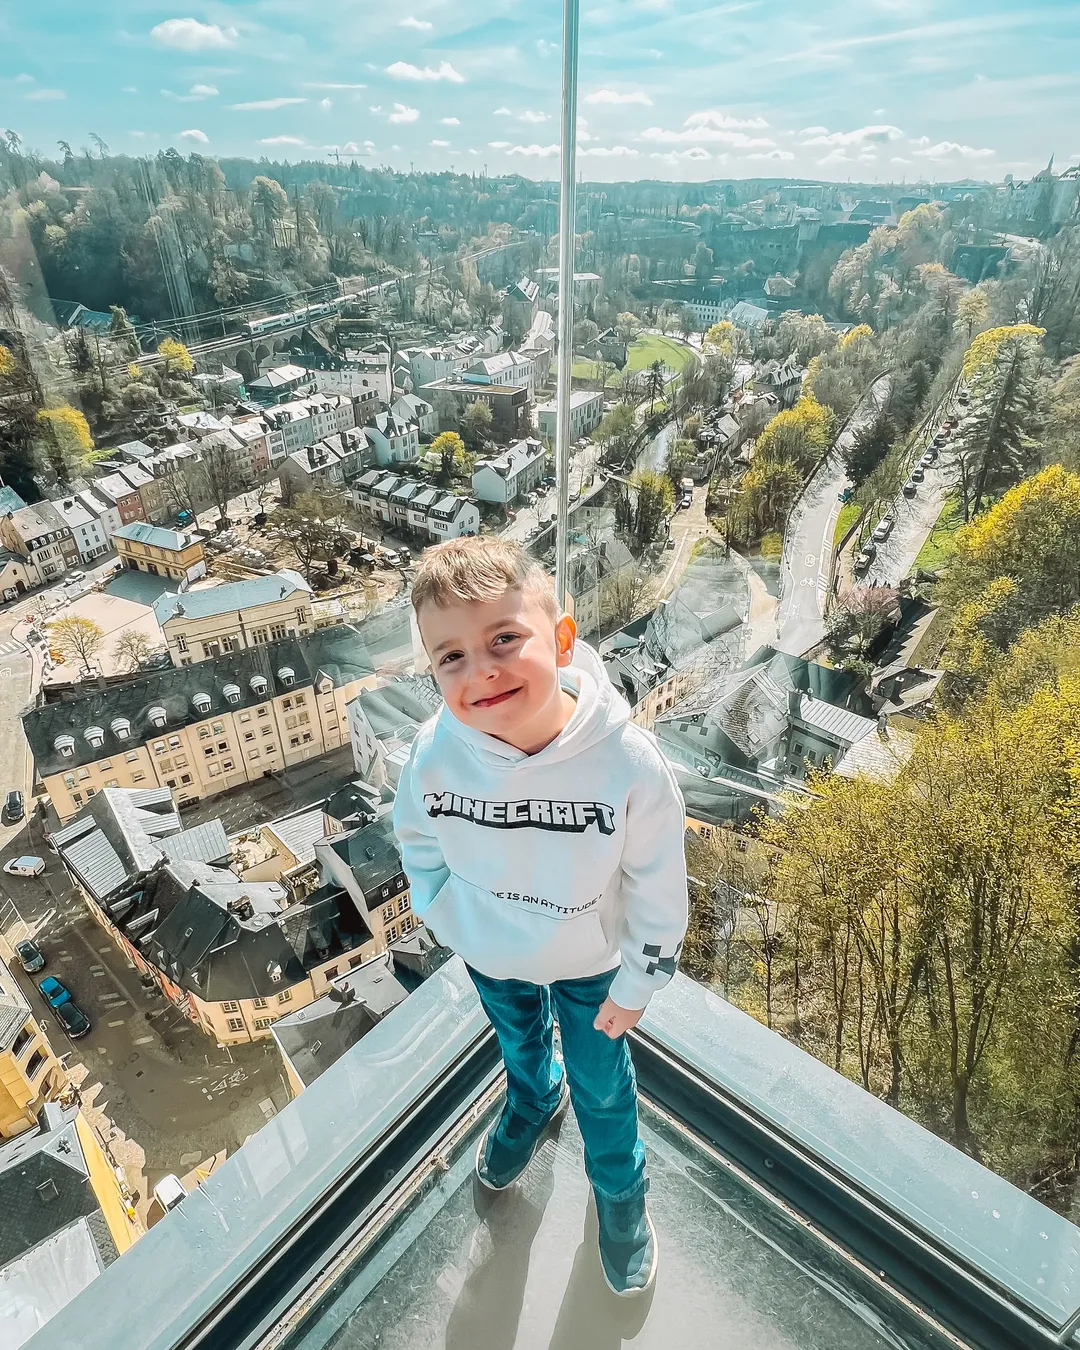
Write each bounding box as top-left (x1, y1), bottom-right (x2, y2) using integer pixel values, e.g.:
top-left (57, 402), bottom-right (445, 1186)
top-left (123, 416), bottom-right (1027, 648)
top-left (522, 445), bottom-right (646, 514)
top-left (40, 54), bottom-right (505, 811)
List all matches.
top-left (3, 1), bottom-right (1080, 183)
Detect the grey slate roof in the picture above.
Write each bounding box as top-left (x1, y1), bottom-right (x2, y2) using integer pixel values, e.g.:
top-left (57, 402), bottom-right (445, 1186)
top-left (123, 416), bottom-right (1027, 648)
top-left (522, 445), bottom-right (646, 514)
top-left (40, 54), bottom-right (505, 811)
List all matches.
top-left (152, 570), bottom-right (310, 626)
top-left (265, 806), bottom-right (327, 866)
top-left (0, 997), bottom-right (27, 1052)
top-left (328, 815), bottom-right (404, 894)
top-left (160, 819), bottom-right (230, 866)
top-left (113, 522), bottom-right (202, 553)
top-left (353, 675), bottom-right (441, 740)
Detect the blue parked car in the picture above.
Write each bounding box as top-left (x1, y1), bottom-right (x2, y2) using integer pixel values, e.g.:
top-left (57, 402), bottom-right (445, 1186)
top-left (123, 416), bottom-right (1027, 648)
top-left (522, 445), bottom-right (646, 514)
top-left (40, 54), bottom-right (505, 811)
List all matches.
top-left (39, 975), bottom-right (72, 1009)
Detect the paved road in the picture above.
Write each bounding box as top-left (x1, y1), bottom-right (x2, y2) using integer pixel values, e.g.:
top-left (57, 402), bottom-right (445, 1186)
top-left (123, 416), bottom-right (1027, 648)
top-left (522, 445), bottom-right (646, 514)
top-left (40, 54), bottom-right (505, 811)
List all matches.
top-left (862, 457), bottom-right (960, 588)
top-left (504, 442), bottom-right (600, 544)
top-left (776, 374), bottom-right (891, 656)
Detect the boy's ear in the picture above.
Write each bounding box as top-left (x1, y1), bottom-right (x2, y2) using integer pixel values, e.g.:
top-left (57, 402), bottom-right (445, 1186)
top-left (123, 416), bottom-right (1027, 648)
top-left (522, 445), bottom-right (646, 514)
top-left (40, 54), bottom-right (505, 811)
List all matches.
top-left (555, 613), bottom-right (576, 667)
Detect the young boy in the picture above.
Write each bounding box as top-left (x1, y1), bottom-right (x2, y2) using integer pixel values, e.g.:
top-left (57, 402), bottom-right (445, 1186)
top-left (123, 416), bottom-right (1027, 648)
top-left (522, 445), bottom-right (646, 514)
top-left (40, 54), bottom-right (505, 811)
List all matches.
top-left (393, 536), bottom-right (688, 1297)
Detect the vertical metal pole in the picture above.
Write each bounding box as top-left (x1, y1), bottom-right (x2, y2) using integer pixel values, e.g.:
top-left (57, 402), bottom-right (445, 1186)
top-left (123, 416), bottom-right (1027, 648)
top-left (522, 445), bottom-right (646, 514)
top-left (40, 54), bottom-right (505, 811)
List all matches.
top-left (553, 0), bottom-right (580, 610)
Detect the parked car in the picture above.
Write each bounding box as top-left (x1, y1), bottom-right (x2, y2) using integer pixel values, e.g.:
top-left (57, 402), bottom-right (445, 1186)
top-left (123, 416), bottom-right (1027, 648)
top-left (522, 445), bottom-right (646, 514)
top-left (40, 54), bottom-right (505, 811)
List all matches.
top-left (872, 517), bottom-right (894, 543)
top-left (3, 790), bottom-right (24, 823)
top-left (911, 465), bottom-right (926, 483)
top-left (39, 975), bottom-right (72, 1008)
top-left (921, 451), bottom-right (937, 468)
top-left (153, 1175), bottom-right (188, 1213)
top-left (53, 1000), bottom-right (91, 1039)
top-left (854, 547), bottom-right (876, 574)
top-left (14, 938), bottom-right (45, 973)
top-left (958, 390), bottom-right (970, 405)
top-left (902, 480), bottom-right (918, 498)
top-left (4, 856), bottom-right (45, 877)
top-left (838, 487), bottom-right (854, 503)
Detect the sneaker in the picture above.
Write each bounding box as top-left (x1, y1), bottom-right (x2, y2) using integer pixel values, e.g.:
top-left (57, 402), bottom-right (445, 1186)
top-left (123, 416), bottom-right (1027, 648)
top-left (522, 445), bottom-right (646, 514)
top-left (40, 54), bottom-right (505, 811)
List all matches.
top-left (475, 1078), bottom-right (569, 1191)
top-left (595, 1185), bottom-right (658, 1296)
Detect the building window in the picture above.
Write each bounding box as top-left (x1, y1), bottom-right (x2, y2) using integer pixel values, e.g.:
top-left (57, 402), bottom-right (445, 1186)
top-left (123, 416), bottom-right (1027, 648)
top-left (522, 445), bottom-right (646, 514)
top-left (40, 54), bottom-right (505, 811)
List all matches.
top-left (302, 732), bottom-right (313, 743)
top-left (261, 725), bottom-right (272, 738)
top-left (257, 707), bottom-right (269, 718)
top-left (295, 694), bottom-right (306, 706)
top-left (221, 1001), bottom-right (239, 1013)
top-left (126, 751), bottom-right (139, 762)
top-left (72, 792), bottom-right (82, 805)
top-left (132, 771), bottom-right (145, 782)
top-left (278, 989), bottom-right (292, 1004)
top-left (204, 747), bottom-right (215, 758)
top-left (212, 722), bottom-right (224, 734)
top-left (387, 923), bottom-right (399, 941)
top-left (251, 628), bottom-right (268, 644)
top-left (269, 624), bottom-right (287, 641)
top-left (152, 742), bottom-right (165, 755)
top-left (86, 787), bottom-right (96, 798)
top-left (248, 749), bottom-right (259, 761)
top-left (254, 1018), bottom-right (272, 1031)
top-left (199, 727), bottom-right (210, 739)
top-left (63, 774), bottom-right (75, 788)
top-left (222, 760), bottom-right (234, 771)
top-left (25, 1048), bottom-right (48, 1078)
top-left (282, 698), bottom-right (292, 711)
top-left (181, 773), bottom-right (192, 785)
top-left (227, 1018), bottom-right (245, 1032)
top-left (298, 712), bottom-right (309, 725)
top-left (290, 736), bottom-right (300, 748)
top-left (11, 1026), bottom-right (32, 1058)
top-left (168, 736), bottom-right (180, 749)
top-left (349, 955), bottom-right (364, 969)
top-left (160, 759), bottom-right (172, 772)
top-left (208, 763), bottom-right (221, 777)
top-left (265, 744), bottom-right (276, 755)
top-left (285, 715), bottom-right (297, 730)
top-left (105, 778), bottom-right (119, 788)
top-left (218, 740), bottom-right (228, 751)
top-left (243, 732), bottom-right (254, 742)
top-left (253, 997), bottom-right (267, 1009)
top-left (396, 896), bottom-right (409, 915)
top-left (177, 635), bottom-right (188, 653)
top-left (382, 904), bottom-right (394, 923)
top-left (324, 701), bottom-right (335, 714)
top-left (793, 743), bottom-right (804, 756)
top-left (239, 713), bottom-right (251, 724)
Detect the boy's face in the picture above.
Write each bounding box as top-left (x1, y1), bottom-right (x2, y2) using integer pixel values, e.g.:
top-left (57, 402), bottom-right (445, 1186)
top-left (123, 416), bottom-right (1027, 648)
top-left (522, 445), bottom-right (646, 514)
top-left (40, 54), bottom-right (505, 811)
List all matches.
top-left (418, 588), bottom-right (576, 746)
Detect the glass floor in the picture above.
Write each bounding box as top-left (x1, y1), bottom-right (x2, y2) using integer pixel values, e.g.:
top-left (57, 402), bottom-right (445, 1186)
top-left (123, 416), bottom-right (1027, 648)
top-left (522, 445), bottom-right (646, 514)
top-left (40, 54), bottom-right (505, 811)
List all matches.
top-left (264, 1094), bottom-right (953, 1350)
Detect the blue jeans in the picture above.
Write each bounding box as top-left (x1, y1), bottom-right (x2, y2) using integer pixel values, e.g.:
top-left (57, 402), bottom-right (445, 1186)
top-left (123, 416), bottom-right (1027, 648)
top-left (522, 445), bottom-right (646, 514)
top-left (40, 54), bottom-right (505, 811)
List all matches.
top-left (467, 964), bottom-right (646, 1202)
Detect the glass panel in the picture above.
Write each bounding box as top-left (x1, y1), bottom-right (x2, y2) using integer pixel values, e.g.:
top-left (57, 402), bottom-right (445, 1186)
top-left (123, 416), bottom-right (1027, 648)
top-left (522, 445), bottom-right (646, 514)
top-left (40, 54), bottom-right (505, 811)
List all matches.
top-left (267, 1100), bottom-right (949, 1350)
top-left (24, 961), bottom-right (490, 1350)
top-left (640, 979), bottom-right (1080, 1329)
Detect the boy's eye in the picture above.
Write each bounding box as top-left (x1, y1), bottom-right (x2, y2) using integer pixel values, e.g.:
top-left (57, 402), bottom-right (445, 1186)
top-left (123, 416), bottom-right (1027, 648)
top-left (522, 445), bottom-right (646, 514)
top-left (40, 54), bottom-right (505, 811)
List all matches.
top-left (493, 632), bottom-right (521, 646)
top-left (439, 651), bottom-right (462, 666)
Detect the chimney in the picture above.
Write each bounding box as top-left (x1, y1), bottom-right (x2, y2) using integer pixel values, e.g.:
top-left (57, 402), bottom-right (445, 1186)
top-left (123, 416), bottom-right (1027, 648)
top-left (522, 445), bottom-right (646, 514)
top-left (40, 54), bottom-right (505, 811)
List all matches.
top-left (227, 895), bottom-right (255, 921)
top-left (328, 984), bottom-right (357, 1006)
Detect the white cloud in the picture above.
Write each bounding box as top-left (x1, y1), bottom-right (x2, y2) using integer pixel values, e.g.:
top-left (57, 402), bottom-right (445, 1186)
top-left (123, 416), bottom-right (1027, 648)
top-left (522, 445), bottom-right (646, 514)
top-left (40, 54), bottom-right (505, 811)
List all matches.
top-left (319, 98), bottom-right (332, 110)
top-left (640, 124), bottom-right (772, 148)
top-left (817, 148), bottom-right (852, 165)
top-left (388, 103), bottom-right (419, 123)
top-left (162, 83), bottom-right (218, 102)
top-left (179, 128), bottom-right (209, 143)
top-left (122, 86), bottom-right (138, 94)
top-left (519, 110), bottom-right (550, 124)
top-left (579, 145), bottom-right (640, 157)
top-left (260, 136), bottom-right (306, 146)
top-left (431, 139), bottom-right (451, 147)
top-left (440, 117), bottom-right (460, 125)
top-left (800, 125), bottom-right (829, 136)
top-left (305, 82), bottom-right (367, 90)
top-left (488, 141), bottom-right (512, 149)
top-left (537, 39), bottom-right (557, 56)
top-left (891, 157), bottom-right (912, 164)
top-left (650, 147), bottom-right (712, 163)
top-left (15, 74), bottom-right (34, 84)
top-left (24, 88), bottom-right (66, 101)
top-left (400, 16), bottom-right (433, 29)
top-left (910, 135), bottom-right (931, 146)
top-left (586, 89), bottom-right (652, 106)
top-left (386, 61), bottom-right (464, 83)
top-left (745, 149), bottom-right (795, 161)
top-left (150, 18), bottom-right (236, 51)
top-left (494, 107), bottom-right (512, 116)
top-left (801, 124), bottom-right (903, 146)
top-left (369, 105), bottom-right (383, 113)
top-left (129, 130), bottom-right (152, 139)
top-left (336, 140), bottom-right (373, 155)
top-left (686, 109), bottom-right (769, 130)
top-left (913, 140), bottom-right (995, 159)
top-left (230, 97), bottom-right (307, 111)
top-left (508, 144), bottom-right (559, 157)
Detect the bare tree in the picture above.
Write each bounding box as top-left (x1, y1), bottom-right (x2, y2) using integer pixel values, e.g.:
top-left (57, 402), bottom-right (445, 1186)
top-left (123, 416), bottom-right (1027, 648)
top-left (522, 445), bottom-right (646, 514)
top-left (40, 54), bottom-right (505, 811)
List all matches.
top-left (200, 435), bottom-right (242, 525)
top-left (113, 630), bottom-right (159, 673)
top-left (49, 617), bottom-right (105, 675)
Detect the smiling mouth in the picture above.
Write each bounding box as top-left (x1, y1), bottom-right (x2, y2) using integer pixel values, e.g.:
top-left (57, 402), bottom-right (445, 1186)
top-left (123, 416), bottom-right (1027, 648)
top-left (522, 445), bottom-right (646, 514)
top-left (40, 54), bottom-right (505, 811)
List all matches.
top-left (472, 687), bottom-right (522, 709)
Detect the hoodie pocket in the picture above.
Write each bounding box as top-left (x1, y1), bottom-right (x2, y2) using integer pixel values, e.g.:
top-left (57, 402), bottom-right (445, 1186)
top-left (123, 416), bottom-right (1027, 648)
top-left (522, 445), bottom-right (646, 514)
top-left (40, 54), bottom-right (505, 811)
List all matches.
top-left (424, 873), bottom-right (614, 984)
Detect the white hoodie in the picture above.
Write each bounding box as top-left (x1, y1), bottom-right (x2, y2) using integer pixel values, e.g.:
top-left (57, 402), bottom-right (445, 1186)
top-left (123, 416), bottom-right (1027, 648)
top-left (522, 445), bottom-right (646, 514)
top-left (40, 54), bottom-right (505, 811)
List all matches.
top-left (393, 640), bottom-right (689, 1010)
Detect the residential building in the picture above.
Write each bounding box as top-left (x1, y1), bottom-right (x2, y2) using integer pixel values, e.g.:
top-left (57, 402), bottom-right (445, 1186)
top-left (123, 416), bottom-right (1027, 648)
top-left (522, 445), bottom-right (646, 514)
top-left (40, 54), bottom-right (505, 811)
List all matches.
top-left (536, 389), bottom-right (603, 441)
top-left (333, 348), bottom-right (393, 402)
top-left (727, 300), bottom-right (771, 331)
top-left (421, 377), bottom-right (531, 440)
top-left (48, 787), bottom-right (382, 1045)
top-left (0, 950), bottom-right (66, 1137)
top-left (198, 428), bottom-right (253, 489)
top-left (364, 411), bottom-right (419, 467)
top-left (653, 646), bottom-right (882, 824)
top-left (397, 344), bottom-right (468, 394)
top-left (464, 349), bottom-right (536, 400)
top-left (534, 268), bottom-right (602, 305)
top-left (471, 437), bottom-right (546, 505)
top-left (49, 496), bottom-right (110, 564)
top-left (755, 354), bottom-right (806, 408)
top-left (502, 275), bottom-right (540, 341)
top-left (152, 569), bottom-right (314, 666)
top-left (351, 473), bottom-right (478, 544)
top-left (74, 487), bottom-right (121, 543)
top-left (111, 438), bottom-right (155, 464)
top-left (174, 411), bottom-right (230, 441)
top-left (0, 1101), bottom-right (143, 1340)
top-left (116, 461), bottom-right (165, 523)
top-left (313, 813), bottom-right (422, 951)
top-left (565, 533), bottom-right (636, 641)
top-left (521, 308), bottom-right (556, 384)
top-left (280, 442), bottom-right (347, 498)
top-left (346, 675), bottom-right (442, 785)
top-left (230, 418), bottom-right (272, 479)
top-left (112, 523), bottom-right (207, 584)
top-left (24, 625), bottom-right (378, 820)
top-left (0, 551), bottom-right (30, 600)
top-left (0, 504), bottom-right (78, 586)
top-left (141, 446), bottom-right (205, 521)
top-left (391, 393), bottom-right (438, 438)
top-left (263, 394), bottom-right (358, 464)
top-left (427, 492), bottom-right (480, 542)
top-left (94, 472), bottom-right (146, 527)
top-left (272, 931), bottom-right (452, 1096)
top-left (247, 364), bottom-right (317, 404)
top-left (688, 297), bottom-right (727, 329)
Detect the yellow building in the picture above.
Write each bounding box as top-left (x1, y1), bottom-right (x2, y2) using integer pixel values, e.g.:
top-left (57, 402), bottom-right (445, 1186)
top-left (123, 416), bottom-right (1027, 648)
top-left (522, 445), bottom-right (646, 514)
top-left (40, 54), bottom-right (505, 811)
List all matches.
top-left (112, 521), bottom-right (207, 584)
top-left (152, 569), bottom-right (314, 666)
top-left (0, 944), bottom-right (66, 1138)
top-left (24, 625), bottom-right (378, 821)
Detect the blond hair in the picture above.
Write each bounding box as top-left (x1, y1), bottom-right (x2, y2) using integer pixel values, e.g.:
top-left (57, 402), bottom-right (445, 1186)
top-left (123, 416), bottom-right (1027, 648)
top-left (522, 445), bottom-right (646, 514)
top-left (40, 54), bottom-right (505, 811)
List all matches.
top-left (411, 535), bottom-right (558, 620)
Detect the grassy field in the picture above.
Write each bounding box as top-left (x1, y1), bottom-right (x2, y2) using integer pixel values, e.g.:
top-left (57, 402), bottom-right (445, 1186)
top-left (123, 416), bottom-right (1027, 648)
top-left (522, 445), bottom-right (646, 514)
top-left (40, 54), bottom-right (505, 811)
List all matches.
top-left (914, 494), bottom-right (965, 572)
top-left (572, 333), bottom-right (694, 385)
top-left (833, 500), bottom-right (862, 549)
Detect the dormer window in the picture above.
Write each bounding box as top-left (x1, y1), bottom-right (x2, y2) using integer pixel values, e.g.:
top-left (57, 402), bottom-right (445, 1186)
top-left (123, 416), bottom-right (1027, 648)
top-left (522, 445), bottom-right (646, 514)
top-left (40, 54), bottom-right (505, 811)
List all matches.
top-left (223, 683), bottom-right (241, 705)
top-left (84, 726), bottom-right (105, 749)
top-left (54, 735), bottom-right (76, 758)
top-left (192, 692), bottom-right (212, 715)
top-left (277, 667), bottom-right (295, 687)
top-left (249, 675), bottom-right (268, 695)
top-left (111, 718), bottom-right (131, 740)
top-left (148, 706), bottom-right (167, 728)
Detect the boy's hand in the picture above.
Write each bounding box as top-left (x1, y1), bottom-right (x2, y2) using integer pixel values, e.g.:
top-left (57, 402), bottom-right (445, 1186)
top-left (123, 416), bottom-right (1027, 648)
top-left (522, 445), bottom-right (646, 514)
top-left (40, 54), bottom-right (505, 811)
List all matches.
top-left (593, 997), bottom-right (644, 1039)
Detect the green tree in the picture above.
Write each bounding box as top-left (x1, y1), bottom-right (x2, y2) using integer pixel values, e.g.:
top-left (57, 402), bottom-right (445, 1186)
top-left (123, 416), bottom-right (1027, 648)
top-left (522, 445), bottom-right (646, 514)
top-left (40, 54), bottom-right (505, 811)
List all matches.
top-left (665, 437), bottom-right (697, 489)
top-left (431, 429), bottom-right (467, 481)
top-left (756, 394), bottom-right (833, 474)
top-left (596, 402), bottom-right (636, 462)
top-left (954, 288), bottom-right (990, 344)
top-left (843, 409), bottom-right (894, 484)
top-left (644, 359), bottom-right (666, 413)
top-left (618, 469), bottom-right (673, 554)
top-left (461, 400), bottom-right (493, 451)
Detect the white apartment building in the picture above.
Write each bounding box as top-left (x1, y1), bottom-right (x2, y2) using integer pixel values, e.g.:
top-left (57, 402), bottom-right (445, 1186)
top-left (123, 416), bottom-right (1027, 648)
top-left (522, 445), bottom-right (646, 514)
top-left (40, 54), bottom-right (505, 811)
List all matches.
top-left (536, 390), bottom-right (603, 441)
top-left (50, 496), bottom-right (110, 563)
top-left (465, 350), bottom-right (536, 399)
top-left (75, 488), bottom-right (120, 542)
top-left (365, 412), bottom-right (419, 467)
top-left (471, 438), bottom-right (546, 505)
top-left (391, 394), bottom-right (438, 438)
top-left (352, 471), bottom-right (478, 543)
top-left (263, 394), bottom-right (356, 463)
